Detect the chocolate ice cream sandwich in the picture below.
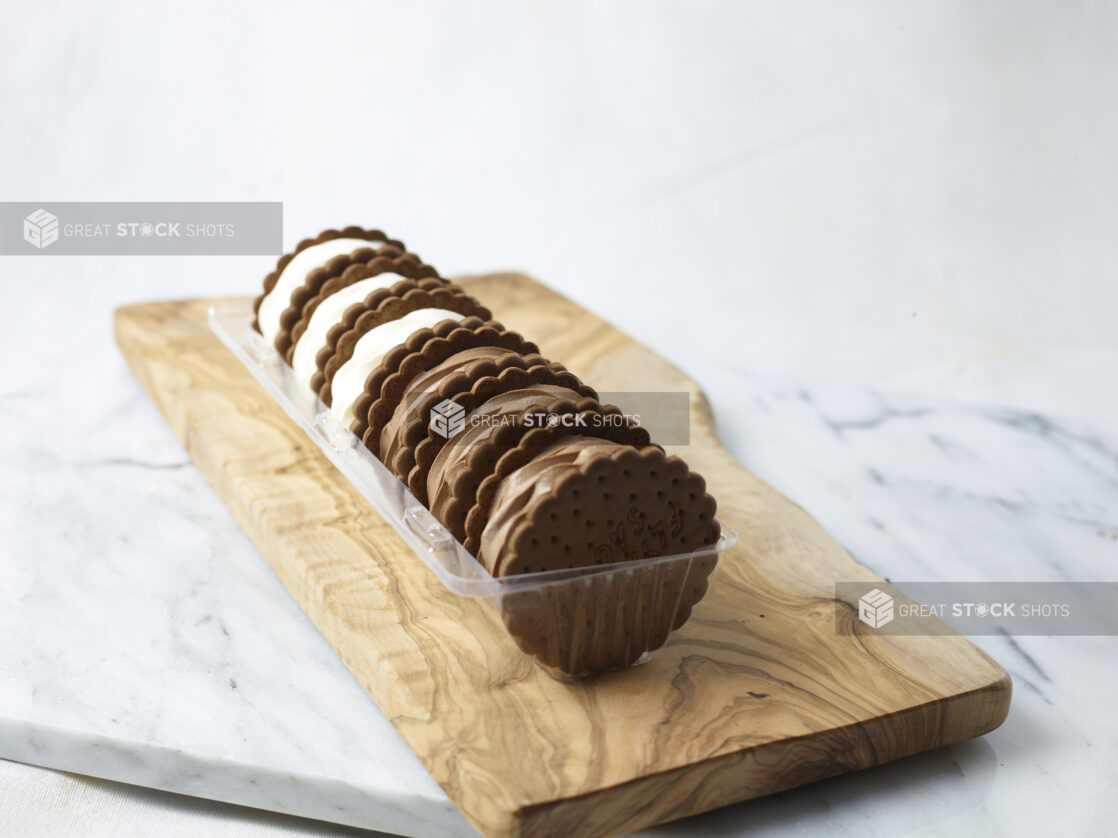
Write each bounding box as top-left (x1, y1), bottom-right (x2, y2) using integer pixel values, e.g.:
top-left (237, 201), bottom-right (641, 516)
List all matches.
top-left (253, 226), bottom-right (407, 348)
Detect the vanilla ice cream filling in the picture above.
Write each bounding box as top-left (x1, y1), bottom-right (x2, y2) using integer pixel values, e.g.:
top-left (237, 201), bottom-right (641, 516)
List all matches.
top-left (329, 308), bottom-right (467, 428)
top-left (257, 238), bottom-right (376, 346)
top-left (290, 273), bottom-right (407, 387)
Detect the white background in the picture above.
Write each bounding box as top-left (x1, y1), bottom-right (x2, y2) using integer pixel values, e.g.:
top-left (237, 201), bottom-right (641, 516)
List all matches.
top-left (2, 1), bottom-right (1116, 835)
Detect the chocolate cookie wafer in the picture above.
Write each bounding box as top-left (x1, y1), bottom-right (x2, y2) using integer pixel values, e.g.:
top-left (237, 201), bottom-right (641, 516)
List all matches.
top-left (253, 227), bottom-right (405, 345)
top-left (279, 249), bottom-right (441, 363)
top-left (498, 547), bottom-right (712, 674)
top-left (483, 440), bottom-right (718, 573)
top-left (464, 422), bottom-right (657, 561)
top-left (383, 355), bottom-right (599, 504)
top-left (356, 320), bottom-right (541, 454)
top-left (407, 362), bottom-right (597, 481)
top-left (348, 317), bottom-right (487, 436)
top-left (428, 390), bottom-right (650, 544)
top-left (379, 350), bottom-right (557, 481)
top-left (314, 283), bottom-right (492, 405)
top-left (482, 439), bottom-right (719, 673)
top-left (290, 275), bottom-right (449, 391)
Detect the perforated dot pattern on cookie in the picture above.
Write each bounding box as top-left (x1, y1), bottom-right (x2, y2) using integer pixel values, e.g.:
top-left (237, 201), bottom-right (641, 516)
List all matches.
top-left (489, 444), bottom-right (719, 673)
top-left (430, 395), bottom-right (606, 541)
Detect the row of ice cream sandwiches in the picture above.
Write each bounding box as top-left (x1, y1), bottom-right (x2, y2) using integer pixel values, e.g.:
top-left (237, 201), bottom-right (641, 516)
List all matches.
top-left (252, 227), bottom-right (720, 671)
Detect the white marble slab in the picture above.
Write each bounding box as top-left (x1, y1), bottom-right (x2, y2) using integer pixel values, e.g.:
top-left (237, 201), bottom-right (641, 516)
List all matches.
top-left (0, 302), bottom-right (469, 837)
top-left (5, 0), bottom-right (1118, 830)
top-left (662, 368), bottom-right (1118, 837)
top-left (3, 295), bottom-right (1117, 836)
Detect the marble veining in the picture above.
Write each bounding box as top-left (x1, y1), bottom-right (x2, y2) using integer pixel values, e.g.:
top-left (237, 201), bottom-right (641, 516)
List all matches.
top-left (1, 331), bottom-right (1116, 836)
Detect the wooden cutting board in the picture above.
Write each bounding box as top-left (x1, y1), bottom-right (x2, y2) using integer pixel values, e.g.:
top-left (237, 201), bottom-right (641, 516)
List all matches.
top-left (113, 273), bottom-right (1011, 838)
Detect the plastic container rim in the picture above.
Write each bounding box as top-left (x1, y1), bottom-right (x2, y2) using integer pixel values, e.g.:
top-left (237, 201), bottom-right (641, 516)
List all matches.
top-left (208, 298), bottom-right (739, 598)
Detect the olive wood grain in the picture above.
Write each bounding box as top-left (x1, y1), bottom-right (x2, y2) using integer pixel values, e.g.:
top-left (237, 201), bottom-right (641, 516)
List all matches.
top-left (113, 273), bottom-right (1011, 838)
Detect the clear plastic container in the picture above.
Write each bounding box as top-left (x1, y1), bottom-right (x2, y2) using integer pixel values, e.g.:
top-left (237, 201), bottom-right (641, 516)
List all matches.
top-left (209, 300), bottom-right (739, 676)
